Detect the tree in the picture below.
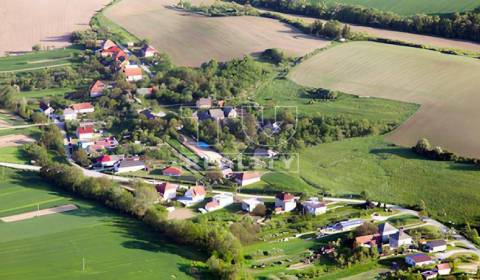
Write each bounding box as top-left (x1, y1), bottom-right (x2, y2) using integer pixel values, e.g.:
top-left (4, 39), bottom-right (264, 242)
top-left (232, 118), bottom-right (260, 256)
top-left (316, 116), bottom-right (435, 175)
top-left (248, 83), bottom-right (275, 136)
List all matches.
top-left (32, 44), bottom-right (41, 52)
top-left (359, 190), bottom-right (369, 201)
top-left (132, 182), bottom-right (159, 216)
top-left (354, 222), bottom-right (378, 236)
top-left (72, 149), bottom-right (90, 167)
top-left (414, 138), bottom-right (431, 153)
top-left (251, 204), bottom-right (267, 217)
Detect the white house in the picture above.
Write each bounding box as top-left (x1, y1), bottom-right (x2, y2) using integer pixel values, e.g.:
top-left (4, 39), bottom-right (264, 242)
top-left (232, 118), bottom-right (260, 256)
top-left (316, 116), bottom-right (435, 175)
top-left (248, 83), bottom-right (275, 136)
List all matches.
top-left (71, 102), bottom-right (94, 114)
top-left (39, 101), bottom-right (54, 116)
top-left (405, 254), bottom-right (434, 267)
top-left (275, 192), bottom-right (296, 213)
top-left (76, 126), bottom-right (94, 140)
top-left (235, 172), bottom-right (262, 187)
top-left (114, 159), bottom-right (146, 173)
top-left (178, 185), bottom-right (206, 206)
top-left (378, 222), bottom-right (399, 243)
top-left (389, 230), bottom-right (413, 249)
top-left (63, 108), bottom-right (77, 121)
top-left (302, 199), bottom-right (327, 216)
top-left (142, 45), bottom-right (157, 58)
top-left (242, 198), bottom-right (264, 212)
top-left (425, 240), bottom-right (447, 253)
top-left (156, 182), bottom-right (178, 201)
top-left (97, 154), bottom-right (124, 168)
top-left (205, 193), bottom-right (234, 212)
top-left (436, 263), bottom-right (451, 276)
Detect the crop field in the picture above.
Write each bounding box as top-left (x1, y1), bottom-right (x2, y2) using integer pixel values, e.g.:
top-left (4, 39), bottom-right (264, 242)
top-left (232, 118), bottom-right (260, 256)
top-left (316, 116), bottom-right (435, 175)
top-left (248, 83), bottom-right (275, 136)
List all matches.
top-left (0, 168), bottom-right (204, 279)
top-left (0, 0), bottom-right (110, 57)
top-left (290, 41), bottom-right (480, 157)
top-left (318, 0), bottom-right (480, 15)
top-left (296, 136), bottom-right (480, 224)
top-left (105, 0), bottom-right (330, 67)
top-left (0, 47), bottom-right (82, 73)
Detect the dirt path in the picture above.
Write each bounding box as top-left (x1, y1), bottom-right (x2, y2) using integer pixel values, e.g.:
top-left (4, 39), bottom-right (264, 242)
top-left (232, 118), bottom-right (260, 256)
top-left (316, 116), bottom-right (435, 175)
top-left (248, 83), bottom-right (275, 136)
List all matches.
top-left (0, 204), bottom-right (78, 222)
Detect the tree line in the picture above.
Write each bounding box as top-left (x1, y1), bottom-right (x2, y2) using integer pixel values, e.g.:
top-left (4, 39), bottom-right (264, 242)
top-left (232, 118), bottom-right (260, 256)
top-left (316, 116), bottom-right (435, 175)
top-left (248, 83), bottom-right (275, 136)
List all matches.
top-left (230, 0), bottom-right (480, 43)
top-left (413, 138), bottom-right (480, 165)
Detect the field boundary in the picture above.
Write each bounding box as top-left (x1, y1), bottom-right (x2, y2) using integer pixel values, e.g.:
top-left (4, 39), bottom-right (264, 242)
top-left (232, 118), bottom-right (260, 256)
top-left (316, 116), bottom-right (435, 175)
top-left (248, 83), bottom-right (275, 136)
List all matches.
top-left (0, 204), bottom-right (78, 223)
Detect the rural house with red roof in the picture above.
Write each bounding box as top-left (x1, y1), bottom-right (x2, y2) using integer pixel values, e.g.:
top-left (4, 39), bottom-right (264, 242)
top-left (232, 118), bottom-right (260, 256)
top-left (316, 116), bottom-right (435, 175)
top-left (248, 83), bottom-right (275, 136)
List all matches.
top-left (205, 193), bottom-right (233, 212)
top-left (122, 64), bottom-right (143, 82)
top-left (178, 185), bottom-right (206, 206)
top-left (156, 182), bottom-right (178, 201)
top-left (162, 166), bottom-right (183, 177)
top-left (235, 171), bottom-right (262, 186)
top-left (302, 198), bottom-right (327, 216)
top-left (96, 154), bottom-right (124, 167)
top-left (71, 102), bottom-right (94, 114)
top-left (90, 80), bottom-right (107, 98)
top-left (142, 44), bottom-right (157, 58)
top-left (275, 192), bottom-right (297, 213)
top-left (76, 125), bottom-right (94, 140)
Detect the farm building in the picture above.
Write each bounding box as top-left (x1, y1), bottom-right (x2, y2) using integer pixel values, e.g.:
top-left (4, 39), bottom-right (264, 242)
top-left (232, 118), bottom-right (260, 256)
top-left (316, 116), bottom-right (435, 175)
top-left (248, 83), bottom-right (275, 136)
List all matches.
top-left (178, 185), bottom-right (206, 206)
top-left (122, 64), bottom-right (143, 82)
top-left (196, 97), bottom-right (212, 109)
top-left (302, 199), bottom-right (327, 216)
top-left (235, 172), bottom-right (262, 186)
top-left (405, 253), bottom-right (434, 267)
top-left (389, 230), bottom-right (413, 249)
top-left (378, 222), bottom-right (399, 242)
top-left (334, 219), bottom-right (364, 231)
top-left (275, 192), bottom-right (296, 213)
top-left (162, 166), bottom-right (182, 177)
top-left (242, 198), bottom-right (264, 212)
top-left (76, 125), bottom-right (94, 140)
top-left (425, 240), bottom-right (447, 252)
top-left (142, 45), bottom-right (157, 57)
top-left (71, 102), bottom-right (94, 114)
top-left (62, 108), bottom-right (77, 121)
top-left (90, 80), bottom-right (107, 98)
top-left (156, 182), bottom-right (178, 201)
top-left (205, 193), bottom-right (234, 212)
top-left (114, 159), bottom-right (146, 174)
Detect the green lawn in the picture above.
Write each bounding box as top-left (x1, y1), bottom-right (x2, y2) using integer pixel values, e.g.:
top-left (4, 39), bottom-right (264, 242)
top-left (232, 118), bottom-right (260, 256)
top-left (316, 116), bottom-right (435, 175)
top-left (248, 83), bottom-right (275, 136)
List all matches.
top-left (317, 0), bottom-right (480, 15)
top-left (0, 46), bottom-right (82, 72)
top-left (19, 87), bottom-right (72, 99)
top-left (0, 146), bottom-right (29, 164)
top-left (255, 78), bottom-right (418, 124)
top-left (258, 171), bottom-right (318, 194)
top-left (297, 136), bottom-right (480, 224)
top-left (386, 214), bottom-right (422, 227)
top-left (0, 168), bottom-right (204, 279)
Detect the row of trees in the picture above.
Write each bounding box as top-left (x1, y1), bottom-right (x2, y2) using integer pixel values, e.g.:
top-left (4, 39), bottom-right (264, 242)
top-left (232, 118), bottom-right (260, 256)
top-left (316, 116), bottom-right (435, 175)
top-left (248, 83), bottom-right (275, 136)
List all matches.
top-left (413, 138), bottom-right (480, 165)
top-left (232, 0), bottom-right (480, 42)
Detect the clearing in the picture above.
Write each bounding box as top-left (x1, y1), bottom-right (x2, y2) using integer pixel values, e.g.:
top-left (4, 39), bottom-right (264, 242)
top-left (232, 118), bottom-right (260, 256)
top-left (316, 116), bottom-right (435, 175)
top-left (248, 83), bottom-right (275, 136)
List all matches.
top-left (0, 0), bottom-right (110, 56)
top-left (104, 0), bottom-right (330, 67)
top-left (317, 0), bottom-right (480, 15)
top-left (0, 168), bottom-right (204, 279)
top-left (0, 134), bottom-right (35, 148)
top-left (290, 41), bottom-right (480, 157)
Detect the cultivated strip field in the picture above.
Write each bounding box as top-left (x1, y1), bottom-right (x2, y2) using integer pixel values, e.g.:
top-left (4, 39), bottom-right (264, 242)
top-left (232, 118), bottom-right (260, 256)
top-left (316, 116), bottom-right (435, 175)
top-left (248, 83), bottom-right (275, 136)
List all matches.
top-left (0, 169), bottom-right (202, 279)
top-left (319, 0), bottom-right (480, 15)
top-left (0, 204), bottom-right (78, 223)
top-left (290, 41), bottom-right (480, 157)
top-left (0, 0), bottom-right (110, 56)
top-left (105, 0), bottom-right (330, 66)
top-left (0, 134), bottom-right (35, 148)
top-left (258, 9), bottom-right (480, 53)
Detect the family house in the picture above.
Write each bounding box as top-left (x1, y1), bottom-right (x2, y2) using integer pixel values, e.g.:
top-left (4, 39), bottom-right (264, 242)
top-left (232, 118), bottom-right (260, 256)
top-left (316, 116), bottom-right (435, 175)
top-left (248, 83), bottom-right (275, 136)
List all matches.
top-left (196, 97), bottom-right (212, 109)
top-left (162, 166), bottom-right (182, 177)
top-left (235, 172), bottom-right (262, 187)
top-left (96, 154), bottom-right (124, 168)
top-left (242, 198), bottom-right (264, 212)
top-left (90, 80), bottom-right (107, 98)
top-left (389, 230), bottom-right (413, 249)
top-left (354, 234), bottom-right (379, 249)
top-left (39, 101), bottom-right (54, 116)
top-left (114, 159), bottom-right (146, 174)
top-left (405, 253), bottom-right (434, 267)
top-left (101, 39), bottom-right (117, 50)
top-left (85, 137), bottom-right (119, 154)
top-left (100, 44), bottom-right (127, 63)
top-left (302, 199), bottom-right (327, 216)
top-left (334, 219), bottom-right (364, 231)
top-left (122, 64), bottom-right (143, 82)
top-left (63, 108), bottom-right (77, 121)
top-left (142, 45), bottom-right (157, 57)
top-left (275, 192), bottom-right (296, 213)
top-left (76, 125), bottom-right (94, 140)
top-left (71, 102), bottom-right (94, 114)
top-left (205, 193), bottom-right (234, 212)
top-left (378, 222), bottom-right (399, 243)
top-left (436, 263), bottom-right (451, 276)
top-left (223, 107), bottom-right (237, 118)
top-left (208, 109), bottom-right (225, 121)
top-left (425, 240), bottom-right (447, 253)
top-left (421, 271), bottom-right (438, 280)
top-left (156, 182), bottom-right (178, 201)
top-left (178, 185), bottom-right (206, 206)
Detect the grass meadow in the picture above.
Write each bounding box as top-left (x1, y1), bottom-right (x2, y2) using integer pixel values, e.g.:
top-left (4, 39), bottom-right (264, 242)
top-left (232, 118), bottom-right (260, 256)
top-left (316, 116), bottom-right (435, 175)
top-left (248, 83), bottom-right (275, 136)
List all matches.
top-left (0, 168), bottom-right (204, 280)
top-left (290, 41), bottom-right (480, 157)
top-left (316, 0), bottom-right (480, 15)
top-left (19, 88), bottom-right (72, 100)
top-left (0, 47), bottom-right (81, 73)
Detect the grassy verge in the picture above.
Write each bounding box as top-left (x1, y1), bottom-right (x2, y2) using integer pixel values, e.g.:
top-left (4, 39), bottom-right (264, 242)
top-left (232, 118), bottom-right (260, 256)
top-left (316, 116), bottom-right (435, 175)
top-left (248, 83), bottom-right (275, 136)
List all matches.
top-left (90, 6), bottom-right (139, 44)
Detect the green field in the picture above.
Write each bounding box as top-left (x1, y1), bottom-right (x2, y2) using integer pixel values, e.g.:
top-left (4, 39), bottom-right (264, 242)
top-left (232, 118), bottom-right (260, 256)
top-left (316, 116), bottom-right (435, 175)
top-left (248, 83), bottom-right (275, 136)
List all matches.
top-left (19, 88), bottom-right (72, 99)
top-left (0, 146), bottom-right (29, 164)
top-left (91, 11), bottom-right (139, 45)
top-left (0, 168), bottom-right (204, 279)
top-left (290, 41), bottom-right (480, 158)
top-left (317, 0), bottom-right (480, 15)
top-left (0, 47), bottom-right (81, 73)
top-left (255, 78), bottom-right (418, 123)
top-left (297, 136), bottom-right (480, 224)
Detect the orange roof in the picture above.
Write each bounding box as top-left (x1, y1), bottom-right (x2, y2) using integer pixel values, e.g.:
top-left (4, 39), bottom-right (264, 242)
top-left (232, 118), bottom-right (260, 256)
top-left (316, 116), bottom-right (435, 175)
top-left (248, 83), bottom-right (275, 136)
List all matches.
top-left (163, 166), bottom-right (182, 176)
top-left (156, 182), bottom-right (177, 194)
top-left (71, 102), bottom-right (93, 111)
top-left (191, 185), bottom-right (206, 197)
top-left (237, 171), bottom-right (261, 181)
top-left (437, 263), bottom-right (450, 270)
top-left (77, 125), bottom-right (94, 134)
top-left (205, 201), bottom-right (219, 210)
top-left (123, 66), bottom-right (142, 77)
top-left (90, 80), bottom-right (105, 93)
top-left (355, 234), bottom-right (378, 246)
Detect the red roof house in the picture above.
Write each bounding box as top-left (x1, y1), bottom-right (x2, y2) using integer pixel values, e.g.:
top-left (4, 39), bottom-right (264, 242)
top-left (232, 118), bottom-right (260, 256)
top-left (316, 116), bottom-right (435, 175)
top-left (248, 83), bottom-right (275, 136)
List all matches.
top-left (76, 125), bottom-right (94, 140)
top-left (162, 166), bottom-right (183, 177)
top-left (90, 80), bottom-right (106, 98)
top-left (235, 171), bottom-right (262, 186)
top-left (71, 102), bottom-right (94, 114)
top-left (156, 182), bottom-right (178, 200)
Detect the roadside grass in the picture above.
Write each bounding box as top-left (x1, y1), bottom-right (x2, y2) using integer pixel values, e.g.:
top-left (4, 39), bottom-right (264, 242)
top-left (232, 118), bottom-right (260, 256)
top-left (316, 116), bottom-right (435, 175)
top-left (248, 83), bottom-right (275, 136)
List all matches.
top-left (255, 78), bottom-right (418, 124)
top-left (0, 168), bottom-right (205, 279)
top-left (0, 46), bottom-right (82, 72)
top-left (296, 136), bottom-right (480, 224)
top-left (91, 12), bottom-right (139, 45)
top-left (317, 0), bottom-right (480, 15)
